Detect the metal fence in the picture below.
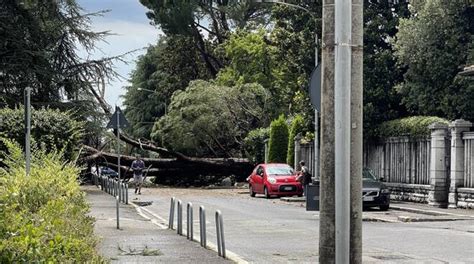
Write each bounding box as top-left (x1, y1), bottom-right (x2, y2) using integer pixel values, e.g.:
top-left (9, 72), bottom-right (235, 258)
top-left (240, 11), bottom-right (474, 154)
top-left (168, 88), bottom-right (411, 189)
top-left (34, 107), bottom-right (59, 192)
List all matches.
top-left (464, 132), bottom-right (474, 188)
top-left (299, 142), bottom-right (315, 176)
top-left (363, 136), bottom-right (431, 185)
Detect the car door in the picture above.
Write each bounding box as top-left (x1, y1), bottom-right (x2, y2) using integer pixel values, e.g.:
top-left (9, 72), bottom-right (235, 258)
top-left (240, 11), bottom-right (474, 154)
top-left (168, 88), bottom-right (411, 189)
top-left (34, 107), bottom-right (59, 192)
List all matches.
top-left (253, 166), bottom-right (265, 193)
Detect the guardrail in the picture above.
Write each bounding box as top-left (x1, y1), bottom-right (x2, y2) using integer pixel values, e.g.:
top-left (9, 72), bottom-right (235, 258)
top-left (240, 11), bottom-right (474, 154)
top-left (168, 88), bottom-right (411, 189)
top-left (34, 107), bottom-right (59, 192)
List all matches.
top-left (92, 174), bottom-right (128, 204)
top-left (168, 199), bottom-right (225, 258)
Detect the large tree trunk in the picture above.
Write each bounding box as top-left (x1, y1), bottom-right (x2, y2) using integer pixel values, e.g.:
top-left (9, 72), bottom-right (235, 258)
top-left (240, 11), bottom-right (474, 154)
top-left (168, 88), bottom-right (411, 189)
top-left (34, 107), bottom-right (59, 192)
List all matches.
top-left (82, 146), bottom-right (253, 185)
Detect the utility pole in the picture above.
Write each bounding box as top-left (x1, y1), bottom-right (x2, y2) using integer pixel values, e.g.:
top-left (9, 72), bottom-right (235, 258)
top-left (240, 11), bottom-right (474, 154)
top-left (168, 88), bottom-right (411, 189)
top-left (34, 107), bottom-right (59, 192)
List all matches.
top-left (116, 105), bottom-right (121, 230)
top-left (319, 0), bottom-right (363, 263)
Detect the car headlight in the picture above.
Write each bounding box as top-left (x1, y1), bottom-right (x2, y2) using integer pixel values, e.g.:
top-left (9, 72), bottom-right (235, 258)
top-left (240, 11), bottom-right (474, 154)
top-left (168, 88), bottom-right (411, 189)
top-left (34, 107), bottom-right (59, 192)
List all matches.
top-left (268, 177), bottom-right (277, 184)
top-left (381, 188), bottom-right (390, 194)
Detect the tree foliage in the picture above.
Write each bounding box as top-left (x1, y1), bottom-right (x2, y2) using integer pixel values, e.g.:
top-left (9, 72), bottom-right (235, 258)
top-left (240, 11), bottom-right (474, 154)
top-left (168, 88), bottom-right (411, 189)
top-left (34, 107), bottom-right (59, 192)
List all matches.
top-left (394, 0), bottom-right (473, 120)
top-left (268, 115), bottom-right (289, 163)
top-left (363, 0), bottom-right (410, 137)
top-left (151, 80), bottom-right (270, 157)
top-left (0, 0), bottom-right (118, 107)
top-left (0, 139), bottom-right (103, 262)
top-left (243, 127), bottom-right (270, 164)
top-left (123, 36), bottom-right (212, 139)
top-left (140, 0), bottom-right (270, 76)
top-left (0, 107), bottom-right (83, 160)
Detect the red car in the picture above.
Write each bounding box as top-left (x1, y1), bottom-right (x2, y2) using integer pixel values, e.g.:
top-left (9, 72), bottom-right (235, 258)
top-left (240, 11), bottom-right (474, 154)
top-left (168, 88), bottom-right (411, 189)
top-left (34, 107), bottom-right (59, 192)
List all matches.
top-left (247, 163), bottom-right (303, 198)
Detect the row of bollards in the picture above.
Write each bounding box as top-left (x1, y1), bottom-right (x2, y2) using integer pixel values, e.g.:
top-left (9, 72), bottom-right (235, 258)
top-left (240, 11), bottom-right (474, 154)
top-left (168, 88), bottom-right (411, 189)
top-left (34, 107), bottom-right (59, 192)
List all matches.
top-left (169, 197), bottom-right (225, 258)
top-left (93, 174), bottom-right (128, 205)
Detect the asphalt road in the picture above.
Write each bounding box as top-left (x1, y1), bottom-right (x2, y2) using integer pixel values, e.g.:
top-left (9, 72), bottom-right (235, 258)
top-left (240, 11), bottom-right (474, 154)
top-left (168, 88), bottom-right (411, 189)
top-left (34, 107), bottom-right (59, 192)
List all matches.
top-left (131, 188), bottom-right (474, 263)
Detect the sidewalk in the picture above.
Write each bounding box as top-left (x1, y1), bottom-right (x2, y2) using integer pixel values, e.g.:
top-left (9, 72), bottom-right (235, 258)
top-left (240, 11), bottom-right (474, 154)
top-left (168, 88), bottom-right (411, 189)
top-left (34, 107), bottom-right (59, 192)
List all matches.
top-left (390, 201), bottom-right (474, 218)
top-left (83, 185), bottom-right (231, 263)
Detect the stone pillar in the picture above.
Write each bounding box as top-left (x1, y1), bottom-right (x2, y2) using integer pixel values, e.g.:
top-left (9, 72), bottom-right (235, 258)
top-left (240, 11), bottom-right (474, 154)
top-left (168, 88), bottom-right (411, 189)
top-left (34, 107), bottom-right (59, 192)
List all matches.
top-left (294, 133), bottom-right (302, 170)
top-left (428, 122), bottom-right (449, 208)
top-left (448, 119), bottom-right (472, 208)
top-left (264, 139), bottom-right (269, 164)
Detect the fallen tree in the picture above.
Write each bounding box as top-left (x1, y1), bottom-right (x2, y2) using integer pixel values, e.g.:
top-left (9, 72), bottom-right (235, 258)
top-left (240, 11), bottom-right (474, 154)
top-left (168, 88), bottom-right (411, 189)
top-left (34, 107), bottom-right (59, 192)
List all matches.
top-left (80, 74), bottom-right (254, 185)
top-left (82, 145), bottom-right (253, 185)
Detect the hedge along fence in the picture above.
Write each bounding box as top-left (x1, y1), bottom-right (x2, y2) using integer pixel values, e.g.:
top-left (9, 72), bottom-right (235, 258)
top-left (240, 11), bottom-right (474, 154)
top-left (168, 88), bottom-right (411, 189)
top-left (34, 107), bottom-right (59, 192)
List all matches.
top-left (377, 116), bottom-right (449, 138)
top-left (0, 139), bottom-right (104, 263)
top-left (268, 115), bottom-right (289, 163)
top-left (0, 107), bottom-right (83, 161)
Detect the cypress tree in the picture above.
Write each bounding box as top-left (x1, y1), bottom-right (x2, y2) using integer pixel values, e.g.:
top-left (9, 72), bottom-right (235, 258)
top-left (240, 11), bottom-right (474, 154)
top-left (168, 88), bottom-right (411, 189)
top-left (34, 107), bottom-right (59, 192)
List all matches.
top-left (268, 115), bottom-right (289, 163)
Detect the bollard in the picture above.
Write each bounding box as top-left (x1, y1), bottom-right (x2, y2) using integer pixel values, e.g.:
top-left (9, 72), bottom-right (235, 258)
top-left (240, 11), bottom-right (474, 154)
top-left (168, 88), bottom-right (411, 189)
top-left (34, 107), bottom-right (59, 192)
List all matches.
top-left (169, 197), bottom-right (176, 229)
top-left (116, 195), bottom-right (120, 229)
top-left (187, 202), bottom-right (193, 241)
top-left (199, 206), bottom-right (206, 248)
top-left (177, 200), bottom-right (183, 235)
top-left (125, 183), bottom-right (129, 204)
top-left (215, 210), bottom-right (226, 258)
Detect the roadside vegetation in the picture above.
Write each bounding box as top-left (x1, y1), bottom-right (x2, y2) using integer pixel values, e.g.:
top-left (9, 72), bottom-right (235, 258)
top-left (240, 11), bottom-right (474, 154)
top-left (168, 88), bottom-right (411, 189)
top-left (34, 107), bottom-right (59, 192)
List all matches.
top-left (0, 139), bottom-right (104, 262)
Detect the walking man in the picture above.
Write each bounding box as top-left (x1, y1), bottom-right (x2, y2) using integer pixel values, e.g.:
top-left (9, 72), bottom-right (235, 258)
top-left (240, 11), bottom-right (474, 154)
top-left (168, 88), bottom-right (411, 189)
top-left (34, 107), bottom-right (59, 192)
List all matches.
top-left (131, 154), bottom-right (145, 195)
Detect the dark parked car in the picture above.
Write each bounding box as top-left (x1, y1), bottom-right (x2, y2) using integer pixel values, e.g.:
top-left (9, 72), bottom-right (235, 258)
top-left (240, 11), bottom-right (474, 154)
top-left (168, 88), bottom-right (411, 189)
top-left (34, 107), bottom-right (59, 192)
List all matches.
top-left (99, 166), bottom-right (118, 178)
top-left (363, 168), bottom-right (390, 211)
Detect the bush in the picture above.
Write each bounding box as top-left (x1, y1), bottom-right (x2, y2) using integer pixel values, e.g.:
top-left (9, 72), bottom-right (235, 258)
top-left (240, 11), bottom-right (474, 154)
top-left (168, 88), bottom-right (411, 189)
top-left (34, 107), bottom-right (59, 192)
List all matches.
top-left (377, 116), bottom-right (449, 138)
top-left (0, 139), bottom-right (103, 263)
top-left (243, 127), bottom-right (270, 164)
top-left (0, 107), bottom-right (83, 160)
top-left (268, 115), bottom-right (289, 163)
top-left (286, 115), bottom-right (306, 167)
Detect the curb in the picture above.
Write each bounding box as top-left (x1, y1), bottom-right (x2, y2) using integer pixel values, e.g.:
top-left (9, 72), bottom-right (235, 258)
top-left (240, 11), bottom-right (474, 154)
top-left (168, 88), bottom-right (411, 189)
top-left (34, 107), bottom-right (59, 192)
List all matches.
top-left (130, 202), bottom-right (249, 264)
top-left (280, 197), bottom-right (305, 202)
top-left (390, 205), bottom-right (474, 219)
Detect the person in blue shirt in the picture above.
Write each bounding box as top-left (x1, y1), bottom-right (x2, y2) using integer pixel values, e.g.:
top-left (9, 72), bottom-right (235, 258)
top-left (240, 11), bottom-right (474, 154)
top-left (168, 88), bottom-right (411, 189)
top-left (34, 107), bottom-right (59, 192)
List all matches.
top-left (131, 154), bottom-right (145, 194)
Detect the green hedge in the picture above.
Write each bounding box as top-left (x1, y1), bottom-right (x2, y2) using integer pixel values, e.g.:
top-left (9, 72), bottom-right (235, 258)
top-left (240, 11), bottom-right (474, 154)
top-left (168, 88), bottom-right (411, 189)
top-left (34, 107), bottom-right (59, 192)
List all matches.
top-left (243, 127), bottom-right (270, 164)
top-left (286, 115), bottom-right (306, 167)
top-left (0, 107), bottom-right (83, 160)
top-left (268, 115), bottom-right (289, 163)
top-left (378, 116), bottom-right (449, 138)
top-left (0, 139), bottom-right (103, 262)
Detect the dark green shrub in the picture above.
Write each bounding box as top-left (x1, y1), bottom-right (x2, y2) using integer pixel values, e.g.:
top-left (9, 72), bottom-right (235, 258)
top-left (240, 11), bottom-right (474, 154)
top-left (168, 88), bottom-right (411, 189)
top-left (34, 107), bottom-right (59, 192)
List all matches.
top-left (243, 127), bottom-right (270, 164)
top-left (268, 115), bottom-right (289, 163)
top-left (0, 139), bottom-right (103, 263)
top-left (286, 114), bottom-right (306, 167)
top-left (378, 116), bottom-right (449, 138)
top-left (0, 107), bottom-right (83, 160)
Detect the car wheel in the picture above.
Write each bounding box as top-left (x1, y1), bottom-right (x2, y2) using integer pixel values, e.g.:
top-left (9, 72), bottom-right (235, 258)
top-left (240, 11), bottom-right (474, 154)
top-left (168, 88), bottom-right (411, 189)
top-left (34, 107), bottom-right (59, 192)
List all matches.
top-left (380, 204), bottom-right (389, 211)
top-left (297, 193), bottom-right (303, 197)
top-left (264, 186), bottom-right (270, 199)
top-left (249, 185), bottom-right (256, 197)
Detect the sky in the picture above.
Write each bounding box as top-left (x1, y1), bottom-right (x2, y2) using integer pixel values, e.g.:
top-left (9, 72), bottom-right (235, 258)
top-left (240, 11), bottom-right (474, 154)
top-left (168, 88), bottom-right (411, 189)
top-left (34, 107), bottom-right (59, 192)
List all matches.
top-left (77, 0), bottom-right (161, 107)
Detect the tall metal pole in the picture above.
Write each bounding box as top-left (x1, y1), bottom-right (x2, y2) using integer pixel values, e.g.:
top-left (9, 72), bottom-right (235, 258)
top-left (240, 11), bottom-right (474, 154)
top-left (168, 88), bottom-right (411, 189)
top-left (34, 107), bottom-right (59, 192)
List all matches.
top-left (25, 87), bottom-right (31, 176)
top-left (315, 33), bottom-right (320, 180)
top-left (116, 106), bottom-right (120, 229)
top-left (334, 0), bottom-right (352, 261)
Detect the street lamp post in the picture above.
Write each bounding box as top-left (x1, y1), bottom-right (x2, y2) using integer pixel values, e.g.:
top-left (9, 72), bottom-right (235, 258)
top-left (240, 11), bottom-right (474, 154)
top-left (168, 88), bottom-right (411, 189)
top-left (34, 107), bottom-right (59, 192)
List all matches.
top-left (24, 87), bottom-right (31, 176)
top-left (137, 87), bottom-right (167, 115)
top-left (255, 0), bottom-right (320, 180)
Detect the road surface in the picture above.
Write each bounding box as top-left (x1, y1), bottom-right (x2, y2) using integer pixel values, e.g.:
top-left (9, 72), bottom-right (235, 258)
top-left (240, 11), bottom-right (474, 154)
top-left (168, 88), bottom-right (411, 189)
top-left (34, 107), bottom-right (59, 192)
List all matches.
top-left (130, 187), bottom-right (474, 263)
